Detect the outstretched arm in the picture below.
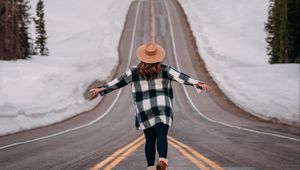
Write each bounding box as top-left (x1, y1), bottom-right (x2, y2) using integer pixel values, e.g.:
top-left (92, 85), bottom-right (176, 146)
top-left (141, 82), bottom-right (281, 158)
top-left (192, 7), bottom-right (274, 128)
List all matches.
top-left (166, 66), bottom-right (209, 90)
top-left (99, 68), bottom-right (133, 94)
top-left (89, 68), bottom-right (133, 98)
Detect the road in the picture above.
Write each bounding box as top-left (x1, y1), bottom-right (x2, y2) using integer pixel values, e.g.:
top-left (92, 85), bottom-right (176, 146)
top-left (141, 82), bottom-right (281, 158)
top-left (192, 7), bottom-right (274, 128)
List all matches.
top-left (0, 0), bottom-right (299, 169)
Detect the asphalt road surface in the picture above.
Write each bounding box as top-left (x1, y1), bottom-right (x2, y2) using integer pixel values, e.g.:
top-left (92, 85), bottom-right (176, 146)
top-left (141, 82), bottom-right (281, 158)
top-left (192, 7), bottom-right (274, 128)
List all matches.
top-left (0, 0), bottom-right (299, 169)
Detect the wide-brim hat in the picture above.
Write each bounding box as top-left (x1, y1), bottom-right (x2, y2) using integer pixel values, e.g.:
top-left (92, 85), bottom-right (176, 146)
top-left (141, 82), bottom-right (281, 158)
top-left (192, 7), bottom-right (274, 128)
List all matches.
top-left (136, 42), bottom-right (165, 63)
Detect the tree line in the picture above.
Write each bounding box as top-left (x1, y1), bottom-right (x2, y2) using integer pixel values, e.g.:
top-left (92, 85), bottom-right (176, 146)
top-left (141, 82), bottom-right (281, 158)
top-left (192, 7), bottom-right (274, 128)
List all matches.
top-left (265, 0), bottom-right (300, 63)
top-left (0, 0), bottom-right (48, 60)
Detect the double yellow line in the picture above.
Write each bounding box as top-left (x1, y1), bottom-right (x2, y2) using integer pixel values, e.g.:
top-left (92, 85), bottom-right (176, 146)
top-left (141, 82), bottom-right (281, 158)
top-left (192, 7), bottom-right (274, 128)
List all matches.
top-left (168, 136), bottom-right (223, 170)
top-left (91, 135), bottom-right (223, 170)
top-left (91, 135), bottom-right (145, 170)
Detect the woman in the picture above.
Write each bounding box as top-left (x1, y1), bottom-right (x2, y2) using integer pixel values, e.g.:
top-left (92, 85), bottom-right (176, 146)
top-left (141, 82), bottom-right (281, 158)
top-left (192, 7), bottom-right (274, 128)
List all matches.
top-left (89, 42), bottom-right (209, 170)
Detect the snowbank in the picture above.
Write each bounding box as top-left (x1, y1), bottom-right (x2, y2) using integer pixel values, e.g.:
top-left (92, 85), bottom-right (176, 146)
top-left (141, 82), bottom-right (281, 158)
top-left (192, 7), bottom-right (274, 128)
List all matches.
top-left (178, 0), bottom-right (299, 125)
top-left (0, 0), bottom-right (133, 135)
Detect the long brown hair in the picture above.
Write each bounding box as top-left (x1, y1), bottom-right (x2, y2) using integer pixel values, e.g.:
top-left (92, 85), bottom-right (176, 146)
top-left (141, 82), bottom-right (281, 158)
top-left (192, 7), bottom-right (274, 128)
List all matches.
top-left (136, 61), bottom-right (162, 80)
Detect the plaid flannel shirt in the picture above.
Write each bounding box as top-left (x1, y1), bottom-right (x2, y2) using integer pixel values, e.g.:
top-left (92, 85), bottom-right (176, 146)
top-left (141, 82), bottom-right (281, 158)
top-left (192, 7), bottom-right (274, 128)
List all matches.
top-left (98, 64), bottom-right (203, 130)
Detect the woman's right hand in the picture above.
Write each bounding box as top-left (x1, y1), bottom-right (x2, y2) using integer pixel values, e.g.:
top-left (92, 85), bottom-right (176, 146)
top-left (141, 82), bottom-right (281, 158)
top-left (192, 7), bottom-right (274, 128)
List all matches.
top-left (88, 87), bottom-right (105, 100)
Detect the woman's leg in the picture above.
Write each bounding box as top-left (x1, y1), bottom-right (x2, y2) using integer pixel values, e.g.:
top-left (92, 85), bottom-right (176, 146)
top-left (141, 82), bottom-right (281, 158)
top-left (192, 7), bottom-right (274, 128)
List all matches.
top-left (143, 126), bottom-right (156, 167)
top-left (154, 123), bottom-right (169, 159)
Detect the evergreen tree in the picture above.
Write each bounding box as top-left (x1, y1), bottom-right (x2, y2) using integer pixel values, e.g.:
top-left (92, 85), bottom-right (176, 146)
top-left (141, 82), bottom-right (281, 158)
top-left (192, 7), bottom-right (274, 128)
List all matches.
top-left (287, 0), bottom-right (300, 63)
top-left (18, 0), bottom-right (33, 58)
top-left (0, 0), bottom-right (30, 60)
top-left (34, 0), bottom-right (48, 56)
top-left (278, 0), bottom-right (288, 63)
top-left (265, 0), bottom-right (278, 63)
top-left (265, 0), bottom-right (300, 63)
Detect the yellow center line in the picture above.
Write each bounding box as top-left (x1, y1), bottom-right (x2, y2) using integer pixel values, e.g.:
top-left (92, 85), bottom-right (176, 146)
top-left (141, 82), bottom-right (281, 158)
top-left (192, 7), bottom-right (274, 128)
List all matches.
top-left (91, 135), bottom-right (224, 170)
top-left (169, 140), bottom-right (211, 170)
top-left (90, 135), bottom-right (144, 170)
top-left (151, 0), bottom-right (155, 43)
top-left (169, 136), bottom-right (224, 170)
top-left (104, 139), bottom-right (145, 170)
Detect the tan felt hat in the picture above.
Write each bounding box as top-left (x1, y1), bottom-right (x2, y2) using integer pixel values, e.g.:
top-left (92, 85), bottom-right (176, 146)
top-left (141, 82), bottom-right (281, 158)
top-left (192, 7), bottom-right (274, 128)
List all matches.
top-left (136, 42), bottom-right (165, 63)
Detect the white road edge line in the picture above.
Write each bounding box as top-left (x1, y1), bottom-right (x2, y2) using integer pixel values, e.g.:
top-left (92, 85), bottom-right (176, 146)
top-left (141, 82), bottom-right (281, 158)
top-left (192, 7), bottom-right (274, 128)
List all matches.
top-left (163, 0), bottom-right (299, 142)
top-left (0, 0), bottom-right (142, 151)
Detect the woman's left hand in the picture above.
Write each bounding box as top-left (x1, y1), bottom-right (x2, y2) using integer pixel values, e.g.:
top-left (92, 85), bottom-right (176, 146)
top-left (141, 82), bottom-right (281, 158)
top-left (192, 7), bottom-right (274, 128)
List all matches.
top-left (196, 82), bottom-right (210, 91)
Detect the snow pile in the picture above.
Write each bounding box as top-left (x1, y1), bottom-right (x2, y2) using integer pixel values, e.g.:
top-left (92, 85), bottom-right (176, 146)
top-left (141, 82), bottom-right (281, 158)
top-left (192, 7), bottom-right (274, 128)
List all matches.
top-left (178, 0), bottom-right (299, 125)
top-left (0, 0), bottom-right (133, 135)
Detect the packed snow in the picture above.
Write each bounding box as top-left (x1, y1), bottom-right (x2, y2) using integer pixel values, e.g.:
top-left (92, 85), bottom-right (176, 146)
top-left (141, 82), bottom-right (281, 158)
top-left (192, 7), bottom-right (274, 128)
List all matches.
top-left (0, 0), bottom-right (299, 136)
top-left (0, 0), bottom-right (133, 135)
top-left (178, 0), bottom-right (299, 125)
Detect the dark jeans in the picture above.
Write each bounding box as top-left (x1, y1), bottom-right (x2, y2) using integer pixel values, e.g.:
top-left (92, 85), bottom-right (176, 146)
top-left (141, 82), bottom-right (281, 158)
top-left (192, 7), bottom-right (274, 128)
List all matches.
top-left (143, 122), bottom-right (169, 167)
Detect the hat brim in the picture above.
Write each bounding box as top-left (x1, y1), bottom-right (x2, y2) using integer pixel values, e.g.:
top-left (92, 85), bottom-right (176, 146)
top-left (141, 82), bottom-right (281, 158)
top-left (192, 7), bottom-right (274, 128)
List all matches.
top-left (136, 43), bottom-right (165, 63)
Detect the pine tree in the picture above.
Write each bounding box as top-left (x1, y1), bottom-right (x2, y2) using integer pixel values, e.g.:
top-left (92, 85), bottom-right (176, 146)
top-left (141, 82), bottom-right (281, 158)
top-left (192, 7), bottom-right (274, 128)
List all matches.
top-left (265, 0), bottom-right (278, 63)
top-left (18, 0), bottom-right (33, 58)
top-left (34, 0), bottom-right (48, 56)
top-left (278, 0), bottom-right (288, 63)
top-left (265, 0), bottom-right (300, 63)
top-left (287, 0), bottom-right (300, 63)
top-left (265, 0), bottom-right (283, 63)
top-left (0, 0), bottom-right (27, 60)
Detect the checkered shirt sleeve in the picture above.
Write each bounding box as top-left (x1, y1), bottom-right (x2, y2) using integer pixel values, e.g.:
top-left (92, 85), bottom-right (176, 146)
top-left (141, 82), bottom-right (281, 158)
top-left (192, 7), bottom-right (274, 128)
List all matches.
top-left (166, 66), bottom-right (203, 85)
top-left (97, 68), bottom-right (133, 95)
